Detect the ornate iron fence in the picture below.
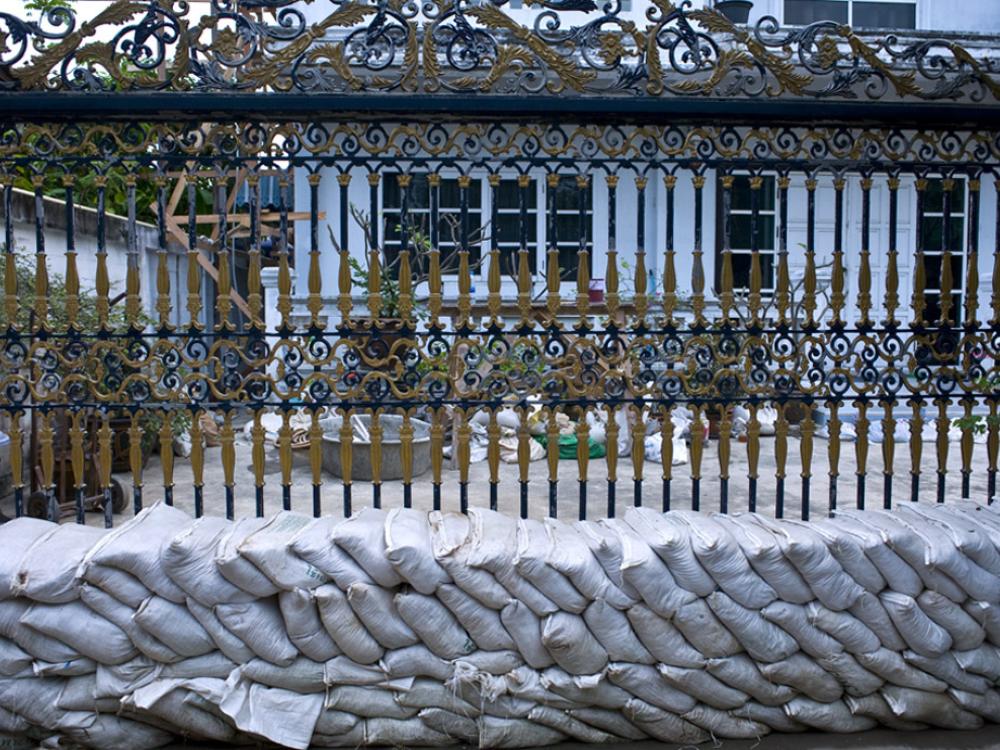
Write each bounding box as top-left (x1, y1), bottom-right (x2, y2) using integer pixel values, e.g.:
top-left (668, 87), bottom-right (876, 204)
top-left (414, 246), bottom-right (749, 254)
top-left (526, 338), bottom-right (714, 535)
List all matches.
top-left (1, 0), bottom-right (1000, 526)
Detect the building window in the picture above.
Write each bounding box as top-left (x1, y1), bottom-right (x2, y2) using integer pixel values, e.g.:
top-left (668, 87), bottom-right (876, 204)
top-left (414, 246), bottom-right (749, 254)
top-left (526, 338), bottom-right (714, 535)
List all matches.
top-left (920, 177), bottom-right (966, 324)
top-left (382, 174), bottom-right (482, 273)
top-left (551, 175), bottom-right (593, 278)
top-left (784, 0), bottom-right (916, 29)
top-left (495, 178), bottom-right (538, 275)
top-left (716, 174), bottom-right (777, 294)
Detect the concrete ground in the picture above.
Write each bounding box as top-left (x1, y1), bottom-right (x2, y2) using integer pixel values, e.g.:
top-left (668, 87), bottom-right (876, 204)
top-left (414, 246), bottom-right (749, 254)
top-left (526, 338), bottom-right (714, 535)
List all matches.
top-left (154, 726), bottom-right (1000, 749)
top-left (2, 426), bottom-right (992, 525)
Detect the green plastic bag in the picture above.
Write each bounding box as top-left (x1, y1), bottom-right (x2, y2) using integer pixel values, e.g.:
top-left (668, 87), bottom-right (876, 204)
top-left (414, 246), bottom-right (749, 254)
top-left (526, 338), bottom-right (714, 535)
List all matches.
top-left (534, 434), bottom-right (606, 459)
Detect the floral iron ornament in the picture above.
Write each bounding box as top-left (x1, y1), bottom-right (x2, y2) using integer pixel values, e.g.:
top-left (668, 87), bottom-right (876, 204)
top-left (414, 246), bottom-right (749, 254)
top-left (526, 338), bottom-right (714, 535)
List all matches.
top-left (1, 0), bottom-right (999, 101)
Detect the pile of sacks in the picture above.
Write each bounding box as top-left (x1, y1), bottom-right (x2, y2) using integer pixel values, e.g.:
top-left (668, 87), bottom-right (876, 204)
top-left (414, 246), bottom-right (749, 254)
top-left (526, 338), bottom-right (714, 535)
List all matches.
top-left (2, 502), bottom-right (1000, 750)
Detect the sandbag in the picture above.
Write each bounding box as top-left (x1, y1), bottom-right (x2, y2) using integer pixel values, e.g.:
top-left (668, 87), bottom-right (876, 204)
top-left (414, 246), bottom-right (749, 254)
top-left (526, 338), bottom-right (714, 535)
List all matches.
top-left (0, 518), bottom-right (53, 600)
top-left (163, 517), bottom-right (256, 606)
top-left (384, 508), bottom-right (450, 594)
top-left (437, 584), bottom-right (516, 652)
top-left (396, 591), bottom-right (475, 660)
top-left (515, 519), bottom-right (588, 613)
top-left (214, 518), bottom-right (280, 598)
top-left (14, 523), bottom-right (104, 603)
top-left (314, 584), bottom-right (384, 664)
top-left (134, 596), bottom-right (216, 658)
top-left (540, 612), bottom-right (607, 674)
top-left (624, 508), bottom-right (716, 596)
top-left (544, 519), bottom-right (635, 608)
top-left (678, 511), bottom-right (776, 608)
top-left (81, 503), bottom-right (190, 603)
top-left (278, 588), bottom-right (341, 661)
top-left (290, 516), bottom-right (374, 589)
top-left (20, 601), bottom-right (136, 665)
top-left (214, 599), bottom-right (299, 666)
top-left (333, 508), bottom-right (403, 588)
top-left (347, 583), bottom-right (418, 650)
top-left (238, 512), bottom-right (328, 590)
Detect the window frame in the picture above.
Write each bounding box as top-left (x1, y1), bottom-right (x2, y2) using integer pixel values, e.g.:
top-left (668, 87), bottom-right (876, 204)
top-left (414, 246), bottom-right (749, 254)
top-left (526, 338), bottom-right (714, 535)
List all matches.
top-left (919, 175), bottom-right (968, 325)
top-left (379, 170), bottom-right (595, 283)
top-left (782, 0), bottom-right (918, 29)
top-left (714, 172), bottom-right (779, 297)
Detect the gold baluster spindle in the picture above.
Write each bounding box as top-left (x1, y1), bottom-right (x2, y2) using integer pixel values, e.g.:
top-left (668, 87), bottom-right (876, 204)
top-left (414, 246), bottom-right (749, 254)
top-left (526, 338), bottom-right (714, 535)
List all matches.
top-left (129, 412), bottom-right (144, 508)
top-left (487, 409), bottom-right (501, 510)
top-left (456, 408), bottom-right (471, 512)
top-left (605, 405), bottom-right (619, 514)
top-left (631, 406), bottom-right (645, 503)
top-left (577, 411), bottom-right (590, 517)
top-left (939, 178), bottom-right (955, 326)
top-left (220, 413), bottom-right (236, 515)
top-left (517, 406), bottom-right (532, 516)
top-left (277, 235), bottom-right (293, 330)
top-left (691, 174), bottom-right (707, 328)
top-left (457, 245), bottom-right (471, 325)
top-left (340, 410), bottom-right (354, 512)
top-left (827, 402), bottom-right (841, 512)
top-left (800, 408), bottom-right (815, 519)
top-left (334, 173), bottom-right (354, 325)
top-left (487, 174), bottom-right (503, 324)
top-left (398, 246), bottom-right (413, 323)
top-left (306, 172), bottom-right (324, 329)
top-left (775, 405), bottom-right (788, 518)
top-left (989, 400), bottom-right (999, 503)
top-left (661, 406), bottom-right (674, 506)
top-left (960, 399), bottom-right (974, 499)
top-left (662, 175), bottom-right (678, 326)
top-left (718, 406), bottom-right (732, 512)
top-left (8, 414), bottom-right (22, 509)
top-left (246, 174), bottom-right (263, 328)
top-left (370, 410), bottom-right (384, 500)
top-left (965, 179), bottom-right (981, 330)
top-left (910, 401), bottom-right (924, 501)
top-left (546, 409), bottom-right (560, 499)
top-left (456, 174), bottom-right (473, 325)
top-left (855, 401), bottom-right (869, 509)
top-left (634, 176), bottom-right (649, 322)
top-left (881, 398), bottom-right (896, 508)
top-left (428, 239), bottom-right (443, 327)
top-left (913, 178), bottom-right (928, 326)
top-left (68, 412), bottom-right (85, 521)
top-left (427, 408), bottom-right (443, 510)
top-left (279, 410), bottom-right (293, 504)
top-left (748, 175), bottom-right (763, 323)
top-left (97, 414), bottom-right (113, 525)
top-left (159, 411), bottom-right (174, 499)
top-left (576, 241), bottom-right (590, 321)
top-left (251, 411), bottom-right (266, 511)
top-left (775, 176), bottom-right (791, 325)
top-left (830, 178), bottom-right (847, 326)
top-left (401, 410), bottom-right (414, 507)
top-left (63, 176), bottom-right (80, 330)
top-left (31, 176), bottom-right (48, 332)
top-left (310, 410), bottom-right (323, 515)
top-left (747, 404), bottom-right (761, 512)
top-left (719, 174), bottom-right (735, 321)
top-left (858, 177), bottom-right (873, 327)
top-left (39, 413), bottom-right (54, 518)
top-left (184, 173), bottom-right (203, 329)
top-left (885, 177), bottom-right (901, 326)
top-left (803, 179), bottom-right (818, 327)
top-left (935, 398), bottom-right (949, 502)
top-left (689, 405), bottom-right (704, 508)
top-left (190, 410), bottom-right (204, 514)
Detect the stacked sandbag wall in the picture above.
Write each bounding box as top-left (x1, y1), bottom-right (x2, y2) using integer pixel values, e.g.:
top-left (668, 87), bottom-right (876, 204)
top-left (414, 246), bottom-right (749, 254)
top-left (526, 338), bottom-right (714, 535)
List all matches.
top-left (1, 501), bottom-right (1000, 749)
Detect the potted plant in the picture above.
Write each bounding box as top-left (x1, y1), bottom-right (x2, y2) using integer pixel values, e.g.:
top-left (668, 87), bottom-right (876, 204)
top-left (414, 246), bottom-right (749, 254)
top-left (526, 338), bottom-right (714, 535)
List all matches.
top-left (714, 0), bottom-right (753, 24)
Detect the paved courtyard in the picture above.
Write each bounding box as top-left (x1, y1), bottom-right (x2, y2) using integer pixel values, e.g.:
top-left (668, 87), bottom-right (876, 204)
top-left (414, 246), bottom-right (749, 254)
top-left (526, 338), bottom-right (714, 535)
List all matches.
top-left (4, 426), bottom-right (989, 525)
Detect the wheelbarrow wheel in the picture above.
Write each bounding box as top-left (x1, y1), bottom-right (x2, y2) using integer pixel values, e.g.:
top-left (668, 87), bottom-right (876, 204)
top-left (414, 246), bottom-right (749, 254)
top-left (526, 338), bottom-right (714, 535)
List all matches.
top-left (27, 490), bottom-right (49, 519)
top-left (109, 479), bottom-right (126, 513)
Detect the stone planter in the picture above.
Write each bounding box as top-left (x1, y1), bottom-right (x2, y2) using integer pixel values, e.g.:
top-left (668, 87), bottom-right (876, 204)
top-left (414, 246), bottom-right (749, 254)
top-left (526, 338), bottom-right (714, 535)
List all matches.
top-left (715, 0), bottom-right (753, 23)
top-left (321, 414), bottom-right (432, 481)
